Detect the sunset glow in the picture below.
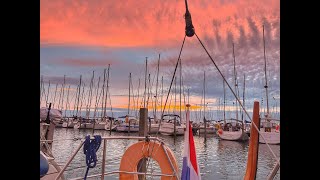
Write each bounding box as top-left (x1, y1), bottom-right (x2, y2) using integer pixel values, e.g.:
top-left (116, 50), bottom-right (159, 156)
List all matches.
top-left (40, 0), bottom-right (280, 119)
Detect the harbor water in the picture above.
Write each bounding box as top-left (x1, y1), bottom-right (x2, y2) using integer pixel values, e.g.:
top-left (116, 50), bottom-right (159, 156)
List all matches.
top-left (52, 128), bottom-right (280, 180)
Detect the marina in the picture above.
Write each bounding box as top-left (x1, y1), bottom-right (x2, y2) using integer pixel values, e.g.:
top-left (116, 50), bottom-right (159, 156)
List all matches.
top-left (40, 0), bottom-right (280, 179)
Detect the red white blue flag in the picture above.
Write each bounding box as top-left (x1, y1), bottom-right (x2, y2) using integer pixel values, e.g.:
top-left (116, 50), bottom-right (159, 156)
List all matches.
top-left (181, 105), bottom-right (201, 180)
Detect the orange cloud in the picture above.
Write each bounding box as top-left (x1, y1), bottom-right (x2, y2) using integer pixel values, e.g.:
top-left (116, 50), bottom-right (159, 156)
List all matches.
top-left (41, 0), bottom-right (279, 48)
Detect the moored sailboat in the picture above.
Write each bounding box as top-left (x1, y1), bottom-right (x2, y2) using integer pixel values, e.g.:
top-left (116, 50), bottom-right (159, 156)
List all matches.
top-left (259, 25), bottom-right (280, 145)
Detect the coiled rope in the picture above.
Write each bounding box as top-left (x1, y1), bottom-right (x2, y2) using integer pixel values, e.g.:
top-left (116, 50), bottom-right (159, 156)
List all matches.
top-left (83, 135), bottom-right (101, 180)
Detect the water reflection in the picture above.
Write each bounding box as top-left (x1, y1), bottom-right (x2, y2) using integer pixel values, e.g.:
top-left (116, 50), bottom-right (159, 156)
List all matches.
top-left (52, 128), bottom-right (280, 180)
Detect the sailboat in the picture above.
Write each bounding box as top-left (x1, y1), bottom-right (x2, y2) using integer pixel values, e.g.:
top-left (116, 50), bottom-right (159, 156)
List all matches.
top-left (159, 71), bottom-right (186, 136)
top-left (148, 55), bottom-right (162, 134)
top-left (116, 73), bottom-right (140, 132)
top-left (115, 115), bottom-right (139, 132)
top-left (217, 44), bottom-right (248, 141)
top-left (259, 25), bottom-right (280, 145)
top-left (159, 114), bottom-right (186, 136)
top-left (198, 71), bottom-right (216, 134)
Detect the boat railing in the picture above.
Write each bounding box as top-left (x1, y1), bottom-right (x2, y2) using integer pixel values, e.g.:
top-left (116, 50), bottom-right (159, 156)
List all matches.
top-left (54, 136), bottom-right (179, 180)
top-left (40, 123), bottom-right (55, 158)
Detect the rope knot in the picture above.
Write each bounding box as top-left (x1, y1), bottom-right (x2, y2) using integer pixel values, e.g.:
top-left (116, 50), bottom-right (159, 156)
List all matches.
top-left (83, 135), bottom-right (102, 180)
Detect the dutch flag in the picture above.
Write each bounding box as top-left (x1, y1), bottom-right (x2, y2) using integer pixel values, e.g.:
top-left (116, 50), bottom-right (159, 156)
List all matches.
top-left (181, 104), bottom-right (201, 180)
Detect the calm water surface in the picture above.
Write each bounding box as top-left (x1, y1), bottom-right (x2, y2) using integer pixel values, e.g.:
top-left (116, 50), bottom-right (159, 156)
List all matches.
top-left (52, 128), bottom-right (280, 180)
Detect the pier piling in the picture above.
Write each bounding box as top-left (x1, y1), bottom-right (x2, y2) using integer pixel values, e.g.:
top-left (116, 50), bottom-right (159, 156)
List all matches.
top-left (138, 108), bottom-right (148, 179)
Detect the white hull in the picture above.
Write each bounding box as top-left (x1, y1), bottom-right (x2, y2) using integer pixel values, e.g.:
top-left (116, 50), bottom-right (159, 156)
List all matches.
top-left (217, 130), bottom-right (249, 141)
top-left (199, 127), bottom-right (216, 134)
top-left (105, 123), bottom-right (117, 131)
top-left (148, 124), bottom-right (160, 134)
top-left (259, 131), bottom-right (280, 144)
top-left (116, 124), bottom-right (139, 132)
top-left (62, 122), bottom-right (68, 128)
top-left (159, 123), bottom-right (185, 136)
top-left (93, 123), bottom-right (106, 130)
top-left (73, 123), bottom-right (93, 129)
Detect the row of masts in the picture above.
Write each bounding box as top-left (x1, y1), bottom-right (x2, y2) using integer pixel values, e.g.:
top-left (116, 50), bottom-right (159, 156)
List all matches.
top-left (40, 73), bottom-right (276, 123)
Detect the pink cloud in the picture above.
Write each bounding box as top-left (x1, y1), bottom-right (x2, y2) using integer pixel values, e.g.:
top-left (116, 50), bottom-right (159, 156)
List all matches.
top-left (41, 0), bottom-right (279, 48)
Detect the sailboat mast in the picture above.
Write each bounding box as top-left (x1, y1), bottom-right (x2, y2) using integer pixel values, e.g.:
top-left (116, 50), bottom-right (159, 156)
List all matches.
top-left (52, 83), bottom-right (58, 108)
top-left (223, 80), bottom-right (226, 124)
top-left (72, 85), bottom-right (79, 116)
top-left (79, 82), bottom-right (86, 117)
top-left (242, 74), bottom-right (246, 132)
top-left (161, 76), bottom-right (163, 113)
top-left (93, 76), bottom-right (101, 119)
top-left (136, 78), bottom-right (140, 116)
top-left (174, 76), bottom-right (176, 114)
top-left (155, 54), bottom-right (160, 122)
top-left (64, 85), bottom-right (71, 118)
top-left (46, 80), bottom-right (51, 107)
top-left (87, 71), bottom-right (95, 119)
top-left (101, 69), bottom-right (106, 118)
top-left (128, 73), bottom-right (131, 116)
top-left (144, 57), bottom-right (148, 108)
top-left (187, 88), bottom-right (190, 104)
top-left (147, 74), bottom-right (151, 109)
top-left (57, 82), bottom-right (63, 109)
top-left (232, 43), bottom-right (238, 120)
top-left (40, 76), bottom-right (43, 106)
top-left (104, 65), bottom-right (110, 118)
top-left (179, 58), bottom-right (182, 122)
top-left (218, 98), bottom-right (220, 120)
top-left (203, 71), bottom-right (206, 119)
top-left (204, 71), bottom-right (207, 140)
top-left (242, 74), bottom-right (246, 122)
top-left (75, 75), bottom-right (82, 117)
top-left (263, 25), bottom-right (270, 116)
top-left (60, 75), bottom-right (66, 111)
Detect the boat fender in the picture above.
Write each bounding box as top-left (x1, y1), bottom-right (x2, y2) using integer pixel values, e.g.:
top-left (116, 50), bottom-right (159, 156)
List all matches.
top-left (40, 152), bottom-right (49, 177)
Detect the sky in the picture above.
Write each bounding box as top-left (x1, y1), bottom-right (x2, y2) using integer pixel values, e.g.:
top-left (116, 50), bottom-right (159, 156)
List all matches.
top-left (40, 0), bottom-right (280, 121)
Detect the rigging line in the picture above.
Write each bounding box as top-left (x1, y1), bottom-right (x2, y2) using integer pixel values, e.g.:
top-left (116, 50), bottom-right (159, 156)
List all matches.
top-left (129, 74), bottom-right (136, 116)
top-left (195, 33), bottom-right (251, 122)
top-left (180, 71), bottom-right (187, 122)
top-left (93, 77), bottom-right (101, 119)
top-left (155, 35), bottom-right (186, 137)
top-left (263, 25), bottom-right (270, 115)
top-left (107, 85), bottom-right (114, 118)
top-left (144, 141), bottom-right (162, 177)
top-left (194, 32), bottom-right (280, 165)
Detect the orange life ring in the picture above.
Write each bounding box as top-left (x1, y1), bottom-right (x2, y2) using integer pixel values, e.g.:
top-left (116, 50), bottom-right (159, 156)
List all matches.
top-left (119, 141), bottom-right (179, 180)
